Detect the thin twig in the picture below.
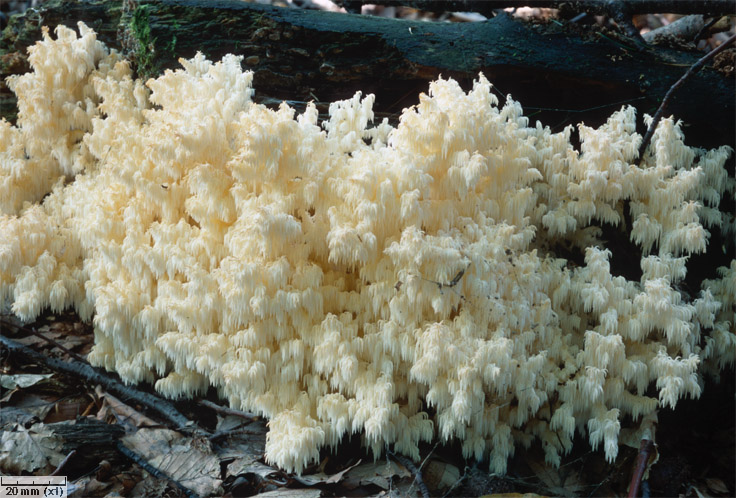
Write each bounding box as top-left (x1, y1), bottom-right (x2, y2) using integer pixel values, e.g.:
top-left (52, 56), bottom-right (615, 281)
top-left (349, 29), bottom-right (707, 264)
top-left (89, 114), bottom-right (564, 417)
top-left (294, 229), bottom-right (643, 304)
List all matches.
top-left (197, 398), bottom-right (258, 419)
top-left (416, 263), bottom-right (470, 298)
top-left (387, 450), bottom-right (430, 498)
top-left (50, 450), bottom-right (76, 476)
top-left (208, 426), bottom-right (265, 442)
top-left (525, 96), bottom-right (647, 114)
top-left (442, 466), bottom-right (469, 498)
top-left (605, 2), bottom-right (647, 49)
top-left (627, 438), bottom-right (655, 498)
top-left (638, 33), bottom-right (736, 161)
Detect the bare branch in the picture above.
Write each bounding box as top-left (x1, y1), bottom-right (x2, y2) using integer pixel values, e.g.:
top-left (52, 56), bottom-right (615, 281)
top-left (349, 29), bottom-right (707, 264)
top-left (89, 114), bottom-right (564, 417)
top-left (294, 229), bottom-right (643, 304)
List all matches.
top-left (638, 33), bottom-right (736, 160)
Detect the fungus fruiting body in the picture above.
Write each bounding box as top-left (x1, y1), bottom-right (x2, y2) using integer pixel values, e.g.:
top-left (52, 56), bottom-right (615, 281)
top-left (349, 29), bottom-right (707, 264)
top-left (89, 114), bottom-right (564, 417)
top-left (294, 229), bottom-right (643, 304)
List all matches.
top-left (1, 24), bottom-right (734, 474)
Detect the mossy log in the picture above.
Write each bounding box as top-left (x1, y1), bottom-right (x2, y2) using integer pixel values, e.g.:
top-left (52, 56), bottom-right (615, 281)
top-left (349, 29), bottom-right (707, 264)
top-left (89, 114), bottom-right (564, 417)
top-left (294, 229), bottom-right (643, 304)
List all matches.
top-left (0, 0), bottom-right (733, 150)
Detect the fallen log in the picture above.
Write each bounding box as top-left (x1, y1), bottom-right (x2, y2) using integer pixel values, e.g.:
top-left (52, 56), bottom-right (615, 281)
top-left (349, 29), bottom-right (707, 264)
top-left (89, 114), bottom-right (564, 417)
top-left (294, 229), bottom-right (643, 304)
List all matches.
top-left (0, 0), bottom-right (733, 149)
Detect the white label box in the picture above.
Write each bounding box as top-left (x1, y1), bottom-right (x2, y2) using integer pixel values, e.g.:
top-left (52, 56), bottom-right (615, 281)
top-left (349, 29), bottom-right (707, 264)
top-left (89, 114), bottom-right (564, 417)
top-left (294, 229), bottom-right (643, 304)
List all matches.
top-left (0, 476), bottom-right (67, 498)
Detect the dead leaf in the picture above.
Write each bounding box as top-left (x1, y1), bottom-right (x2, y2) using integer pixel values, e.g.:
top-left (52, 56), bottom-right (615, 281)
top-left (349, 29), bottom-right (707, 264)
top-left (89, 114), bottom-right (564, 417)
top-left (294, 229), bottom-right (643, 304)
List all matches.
top-left (129, 476), bottom-right (171, 498)
top-left (0, 422), bottom-right (65, 474)
top-left (706, 477), bottom-right (730, 494)
top-left (292, 473), bottom-right (330, 486)
top-left (560, 472), bottom-right (584, 495)
top-left (692, 485), bottom-right (709, 498)
top-left (526, 459), bottom-right (582, 497)
top-left (342, 460), bottom-right (411, 490)
top-left (68, 477), bottom-right (111, 497)
top-left (214, 419), bottom-right (267, 458)
top-left (95, 386), bottom-right (159, 428)
top-left (480, 494), bottom-right (549, 498)
top-left (526, 459), bottom-right (560, 490)
top-left (14, 322), bottom-right (91, 359)
top-left (423, 460), bottom-right (461, 491)
top-left (0, 388), bottom-right (15, 404)
top-left (325, 459), bottom-right (362, 484)
top-left (216, 414), bottom-right (251, 432)
top-left (122, 428), bottom-right (222, 497)
top-left (227, 460), bottom-right (280, 480)
top-left (14, 334), bottom-right (53, 349)
top-left (255, 489), bottom-right (321, 497)
top-left (391, 478), bottom-right (427, 497)
top-left (0, 407), bottom-right (39, 429)
top-left (215, 419), bottom-right (268, 479)
top-left (12, 393), bottom-right (55, 420)
top-left (0, 373), bottom-right (53, 390)
top-left (293, 459), bottom-right (362, 486)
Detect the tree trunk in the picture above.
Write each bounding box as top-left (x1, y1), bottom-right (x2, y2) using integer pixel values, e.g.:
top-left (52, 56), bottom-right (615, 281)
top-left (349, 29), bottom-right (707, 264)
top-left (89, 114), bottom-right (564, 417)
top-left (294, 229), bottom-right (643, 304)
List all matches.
top-left (1, 0), bottom-right (733, 150)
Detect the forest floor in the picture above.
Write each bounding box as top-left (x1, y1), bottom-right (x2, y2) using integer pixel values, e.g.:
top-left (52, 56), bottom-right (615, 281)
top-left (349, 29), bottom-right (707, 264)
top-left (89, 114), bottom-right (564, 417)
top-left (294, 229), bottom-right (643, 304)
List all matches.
top-left (1, 310), bottom-right (734, 498)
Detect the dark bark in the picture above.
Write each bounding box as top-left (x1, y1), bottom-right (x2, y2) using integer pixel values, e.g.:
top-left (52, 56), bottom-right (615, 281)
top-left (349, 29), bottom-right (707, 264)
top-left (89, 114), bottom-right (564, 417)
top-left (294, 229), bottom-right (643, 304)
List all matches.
top-left (50, 418), bottom-right (127, 476)
top-left (335, 0), bottom-right (736, 17)
top-left (0, 0), bottom-right (733, 150)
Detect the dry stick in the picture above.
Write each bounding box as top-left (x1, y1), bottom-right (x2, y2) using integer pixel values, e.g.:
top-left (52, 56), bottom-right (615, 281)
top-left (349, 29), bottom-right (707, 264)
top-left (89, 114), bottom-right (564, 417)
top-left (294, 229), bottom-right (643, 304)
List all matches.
top-left (0, 334), bottom-right (193, 430)
top-left (603, 0), bottom-right (647, 48)
top-left (387, 450), bottom-right (430, 498)
top-left (50, 450), bottom-right (77, 476)
top-left (208, 426), bottom-right (265, 442)
top-left (638, 33), bottom-right (736, 162)
top-left (196, 398), bottom-right (258, 420)
top-left (693, 17), bottom-right (722, 43)
top-left (627, 438), bottom-right (655, 498)
top-left (442, 467), bottom-right (469, 498)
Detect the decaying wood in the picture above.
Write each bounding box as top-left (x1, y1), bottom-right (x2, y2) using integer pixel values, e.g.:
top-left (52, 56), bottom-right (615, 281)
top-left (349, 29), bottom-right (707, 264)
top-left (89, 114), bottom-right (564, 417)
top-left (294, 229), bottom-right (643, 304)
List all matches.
top-left (197, 398), bottom-right (258, 420)
top-left (0, 0), bottom-right (733, 150)
top-left (50, 418), bottom-right (127, 474)
top-left (642, 15), bottom-right (707, 45)
top-left (333, 0), bottom-right (736, 17)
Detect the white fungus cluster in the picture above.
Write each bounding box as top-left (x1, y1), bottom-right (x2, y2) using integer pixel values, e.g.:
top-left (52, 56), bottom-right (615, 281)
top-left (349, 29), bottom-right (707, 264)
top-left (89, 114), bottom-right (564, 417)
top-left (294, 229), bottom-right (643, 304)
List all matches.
top-left (1, 24), bottom-right (734, 474)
